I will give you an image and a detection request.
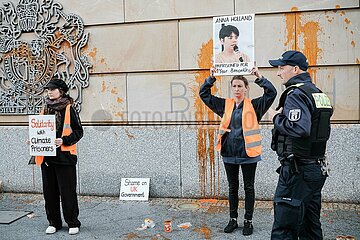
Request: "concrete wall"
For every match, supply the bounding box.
[0,125,359,203]
[0,1,359,202]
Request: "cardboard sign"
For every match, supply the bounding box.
[213,14,255,76]
[119,178,150,201]
[29,115,56,156]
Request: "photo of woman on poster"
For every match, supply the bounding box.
[213,14,254,76]
[215,25,250,63]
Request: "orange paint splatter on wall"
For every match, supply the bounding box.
[351,41,356,47]
[344,18,351,24]
[193,39,221,198]
[335,5,340,9]
[101,81,106,92]
[284,13,296,48]
[285,12,323,83]
[117,97,124,103]
[356,58,360,64]
[291,6,298,12]
[88,47,97,63]
[111,87,118,94]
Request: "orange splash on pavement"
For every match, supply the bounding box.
[193,224,212,239]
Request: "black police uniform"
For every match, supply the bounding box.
[270,72,333,240]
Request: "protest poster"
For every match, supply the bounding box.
[29,115,56,156]
[213,14,255,76]
[120,178,150,201]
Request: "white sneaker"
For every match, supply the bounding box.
[68,227,79,235]
[45,226,56,234]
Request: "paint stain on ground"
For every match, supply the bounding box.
[193,224,212,239]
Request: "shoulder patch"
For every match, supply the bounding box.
[312,93,332,108]
[288,109,301,121]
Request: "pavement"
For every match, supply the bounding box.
[0,193,359,240]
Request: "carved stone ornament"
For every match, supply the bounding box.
[0,0,91,114]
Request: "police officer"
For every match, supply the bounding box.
[267,50,333,239]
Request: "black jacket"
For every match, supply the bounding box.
[199,76,277,163]
[44,105,83,165]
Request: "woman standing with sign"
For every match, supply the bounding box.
[36,78,83,235]
[199,65,276,235]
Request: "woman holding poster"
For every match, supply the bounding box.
[35,78,83,235]
[199,66,276,235]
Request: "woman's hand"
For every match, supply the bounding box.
[250,61,262,79]
[210,66,216,78]
[55,138,63,147]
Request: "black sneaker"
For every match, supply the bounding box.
[224,219,238,233]
[243,220,253,235]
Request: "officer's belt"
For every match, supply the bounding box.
[281,158,324,166]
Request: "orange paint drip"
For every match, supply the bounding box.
[101,81,106,92]
[88,47,97,64]
[285,13,323,83]
[308,68,317,84]
[301,21,322,66]
[335,5,340,9]
[117,97,123,103]
[193,39,220,198]
[356,58,360,64]
[344,18,351,24]
[291,6,299,11]
[351,41,356,47]
[284,13,296,48]
[193,224,212,240]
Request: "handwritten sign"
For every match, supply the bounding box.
[29,115,56,156]
[119,178,150,201]
[213,14,255,76]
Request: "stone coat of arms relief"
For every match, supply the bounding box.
[0,0,91,114]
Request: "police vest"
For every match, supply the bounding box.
[216,98,262,157]
[272,83,332,159]
[35,104,77,165]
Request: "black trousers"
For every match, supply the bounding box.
[41,164,81,228]
[271,164,326,240]
[224,162,257,220]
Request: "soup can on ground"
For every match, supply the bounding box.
[164,220,172,232]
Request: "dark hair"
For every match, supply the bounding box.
[219,25,239,40]
[231,75,249,88]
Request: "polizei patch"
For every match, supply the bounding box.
[288,109,301,121]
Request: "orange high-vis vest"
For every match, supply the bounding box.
[35,104,77,165]
[215,98,262,157]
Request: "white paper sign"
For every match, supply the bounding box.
[29,115,56,156]
[119,178,150,201]
[213,14,255,76]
